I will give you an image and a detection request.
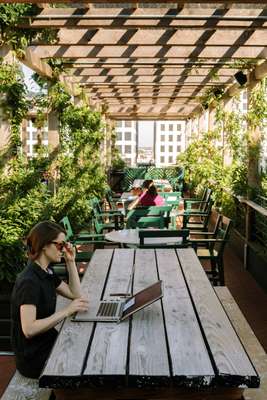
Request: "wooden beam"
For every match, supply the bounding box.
[33,28,267,47]
[30,44,267,59]
[10,1,267,5]
[23,48,53,78]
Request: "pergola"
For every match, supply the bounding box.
[14,0,267,121]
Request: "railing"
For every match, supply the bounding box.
[235,195,267,268]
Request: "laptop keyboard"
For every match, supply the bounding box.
[97,302,119,317]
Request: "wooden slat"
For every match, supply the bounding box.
[83,249,134,385]
[129,249,170,386]
[40,249,113,387]
[215,287,267,400]
[31,44,267,59]
[156,249,214,386]
[177,248,259,387]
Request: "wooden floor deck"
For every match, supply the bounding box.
[1,244,267,397]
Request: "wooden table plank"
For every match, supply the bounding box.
[177,248,260,388]
[156,249,214,386]
[40,249,113,387]
[83,249,134,384]
[129,249,170,386]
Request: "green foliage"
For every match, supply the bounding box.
[0,61,29,156]
[177,130,224,196]
[0,73,107,281]
[200,86,224,110]
[0,4,58,58]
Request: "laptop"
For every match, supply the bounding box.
[72,280,163,323]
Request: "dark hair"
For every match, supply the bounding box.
[147,184,158,196]
[142,179,153,189]
[26,221,66,260]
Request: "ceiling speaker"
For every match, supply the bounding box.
[234,71,247,86]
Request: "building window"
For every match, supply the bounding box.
[169,135,173,142]
[177,124,181,131]
[169,124,173,131]
[160,135,165,142]
[32,131,38,140]
[116,132,122,140]
[125,132,132,141]
[160,124,165,131]
[160,145,165,152]
[116,145,122,153]
[116,121,122,127]
[160,156,165,163]
[168,156,173,163]
[169,145,173,152]
[177,134,181,142]
[125,145,132,154]
[125,121,132,127]
[177,145,181,152]
[125,158,132,166]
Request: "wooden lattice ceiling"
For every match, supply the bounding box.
[17,1,267,120]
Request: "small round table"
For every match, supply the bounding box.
[105,229,182,247]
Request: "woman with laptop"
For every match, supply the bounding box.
[10,221,89,389]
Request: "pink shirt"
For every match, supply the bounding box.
[139,192,165,206]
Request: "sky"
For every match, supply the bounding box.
[138,121,154,147]
[22,64,40,92]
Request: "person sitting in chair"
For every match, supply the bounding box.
[128,182,164,209]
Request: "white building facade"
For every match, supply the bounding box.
[154,121,186,167]
[115,120,138,166]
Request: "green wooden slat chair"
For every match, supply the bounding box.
[184,188,212,213]
[89,198,124,231]
[182,200,214,231]
[138,228,189,248]
[60,216,104,244]
[147,205,173,228]
[59,216,107,265]
[189,214,222,243]
[126,206,151,228]
[189,216,232,286]
[161,191,182,207]
[136,214,165,229]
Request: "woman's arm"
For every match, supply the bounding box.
[20,298,88,339]
[56,242,82,299]
[127,196,141,210]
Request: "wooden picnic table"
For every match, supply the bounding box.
[40,248,260,400]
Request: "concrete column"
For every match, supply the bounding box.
[247,85,261,196]
[48,111,59,152]
[0,47,15,153]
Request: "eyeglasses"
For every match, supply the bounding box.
[51,241,66,251]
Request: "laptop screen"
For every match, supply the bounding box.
[121,280,163,321]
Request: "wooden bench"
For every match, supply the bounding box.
[215,287,267,400]
[1,369,52,400]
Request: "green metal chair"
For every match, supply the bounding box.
[138,228,189,248]
[189,216,232,285]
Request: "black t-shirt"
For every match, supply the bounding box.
[11,261,62,378]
